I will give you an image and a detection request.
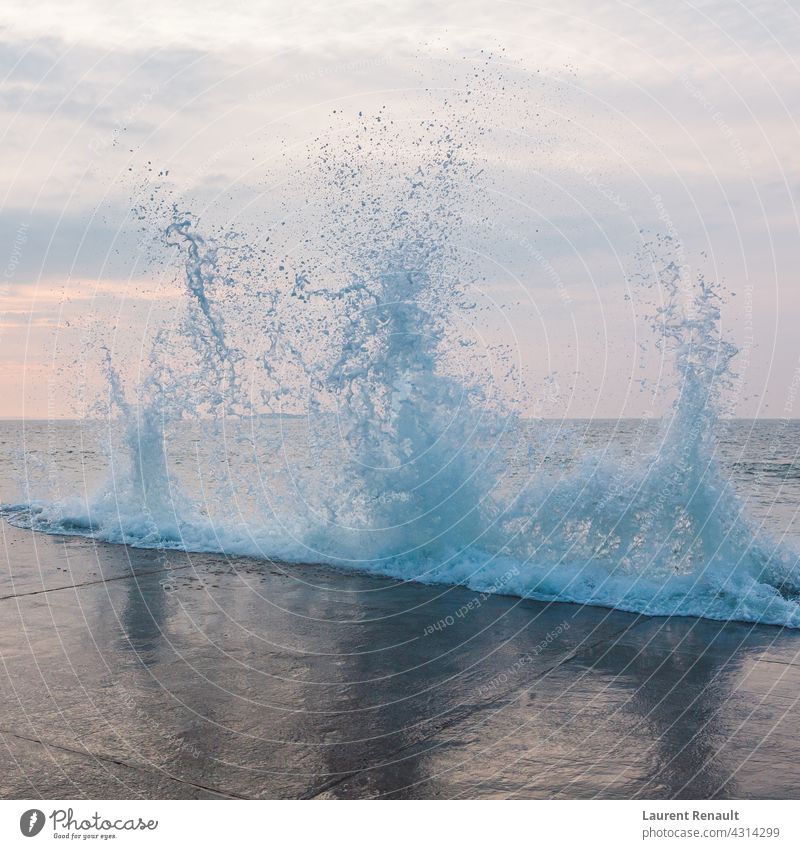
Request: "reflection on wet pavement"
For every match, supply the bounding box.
[1,523,799,799]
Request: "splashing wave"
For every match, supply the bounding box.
[3,94,800,628]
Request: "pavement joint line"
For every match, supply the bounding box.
[754,657,800,669]
[0,726,243,799]
[0,562,197,602]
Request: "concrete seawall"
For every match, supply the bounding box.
[1,522,798,799]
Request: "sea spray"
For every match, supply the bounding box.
[480,249,800,625]
[299,243,503,568]
[5,240,800,625]
[3,89,800,627]
[7,213,250,548]
[90,212,247,547]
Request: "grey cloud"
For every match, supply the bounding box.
[0,206,148,283]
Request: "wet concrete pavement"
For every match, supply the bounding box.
[1,521,799,799]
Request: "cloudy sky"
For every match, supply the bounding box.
[1,0,799,418]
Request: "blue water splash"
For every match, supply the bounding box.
[3,103,800,629]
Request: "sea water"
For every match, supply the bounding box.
[2,414,799,627]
